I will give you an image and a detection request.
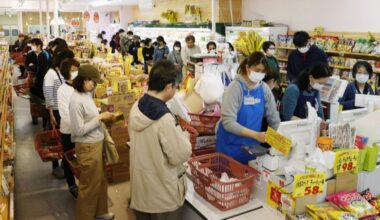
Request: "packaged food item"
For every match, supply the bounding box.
[295,213,313,220]
[307,202,339,220]
[315,36,327,50]
[359,189,380,211]
[278,35,288,47]
[327,192,378,218]
[327,210,358,220]
[325,37,339,51]
[286,35,294,48]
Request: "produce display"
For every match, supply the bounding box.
[234,31,266,56]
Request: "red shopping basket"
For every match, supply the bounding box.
[34,127,64,162]
[188,153,258,211]
[178,117,216,156]
[188,113,220,135]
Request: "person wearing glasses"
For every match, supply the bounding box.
[128,60,191,220]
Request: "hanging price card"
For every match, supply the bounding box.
[333,149,358,174]
[265,127,292,156]
[293,172,326,198]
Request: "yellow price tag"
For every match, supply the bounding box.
[333,149,358,174]
[265,127,292,156]
[293,172,326,198]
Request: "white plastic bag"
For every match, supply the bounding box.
[195,66,225,104]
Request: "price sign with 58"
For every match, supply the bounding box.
[334,149,358,174]
[293,172,326,198]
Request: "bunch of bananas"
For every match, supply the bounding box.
[161,10,178,23]
[185,5,201,17]
[234,31,266,56]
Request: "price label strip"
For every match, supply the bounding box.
[265,127,292,156]
[333,149,359,174]
[293,172,326,198]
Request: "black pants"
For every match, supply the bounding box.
[48,110,61,169]
[61,133,76,187]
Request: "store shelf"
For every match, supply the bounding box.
[277,46,295,50]
[330,65,380,74]
[277,57,288,62]
[326,50,380,61]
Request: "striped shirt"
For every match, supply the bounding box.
[43,68,63,110]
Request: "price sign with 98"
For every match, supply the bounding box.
[293,172,326,198]
[334,149,358,174]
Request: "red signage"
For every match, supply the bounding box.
[93,12,99,23]
[83,11,90,21]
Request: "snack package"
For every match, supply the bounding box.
[278,35,288,47]
[315,36,327,50]
[286,35,294,48]
[325,37,339,51]
[307,202,339,220]
[295,213,313,220]
[326,192,378,218]
[360,189,380,211]
[327,210,358,220]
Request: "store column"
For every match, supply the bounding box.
[53,0,59,38]
[46,0,50,40]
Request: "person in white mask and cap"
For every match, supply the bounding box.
[287,31,328,82]
[281,63,331,121]
[216,52,280,164]
[339,61,379,110]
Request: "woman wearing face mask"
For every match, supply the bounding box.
[206,41,217,54]
[339,61,378,110]
[57,58,80,198]
[168,41,183,70]
[262,41,279,73]
[153,36,169,64]
[281,63,331,121]
[216,52,281,164]
[69,65,115,220]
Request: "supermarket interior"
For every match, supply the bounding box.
[1,0,380,219]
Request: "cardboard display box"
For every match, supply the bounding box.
[327,172,358,195]
[109,162,130,182]
[109,122,129,149]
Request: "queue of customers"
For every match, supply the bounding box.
[19,29,378,220]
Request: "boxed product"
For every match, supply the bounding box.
[109,121,129,150]
[107,92,136,119]
[109,162,130,182]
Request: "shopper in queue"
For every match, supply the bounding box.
[153,36,169,63]
[168,41,183,70]
[216,52,280,164]
[262,41,280,73]
[129,35,141,65]
[142,38,154,73]
[339,61,379,110]
[69,65,114,220]
[206,41,217,54]
[287,31,328,82]
[181,35,201,66]
[43,49,75,179]
[128,60,191,220]
[57,58,80,198]
[281,63,331,121]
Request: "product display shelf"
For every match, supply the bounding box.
[0,50,14,220]
[277,46,380,61]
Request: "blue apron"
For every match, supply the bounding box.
[216,81,265,164]
[293,87,319,119]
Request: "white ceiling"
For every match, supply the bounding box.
[0,0,139,12]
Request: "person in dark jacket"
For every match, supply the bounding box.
[14,33,28,52]
[287,31,328,82]
[29,38,52,100]
[129,35,140,65]
[142,38,154,74]
[262,41,279,73]
[339,61,379,110]
[281,63,331,121]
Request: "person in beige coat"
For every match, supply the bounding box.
[128,60,192,220]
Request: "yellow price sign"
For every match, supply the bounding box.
[265,127,292,156]
[293,172,326,198]
[333,149,358,174]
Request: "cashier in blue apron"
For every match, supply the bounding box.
[280,63,331,121]
[216,52,281,164]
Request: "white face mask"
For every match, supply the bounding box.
[209,49,216,54]
[356,73,369,84]
[311,82,323,91]
[298,45,310,54]
[266,49,275,56]
[174,47,180,51]
[71,71,78,80]
[331,75,340,80]
[248,71,266,83]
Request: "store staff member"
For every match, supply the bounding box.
[339,61,378,110]
[216,52,281,164]
[281,63,331,121]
